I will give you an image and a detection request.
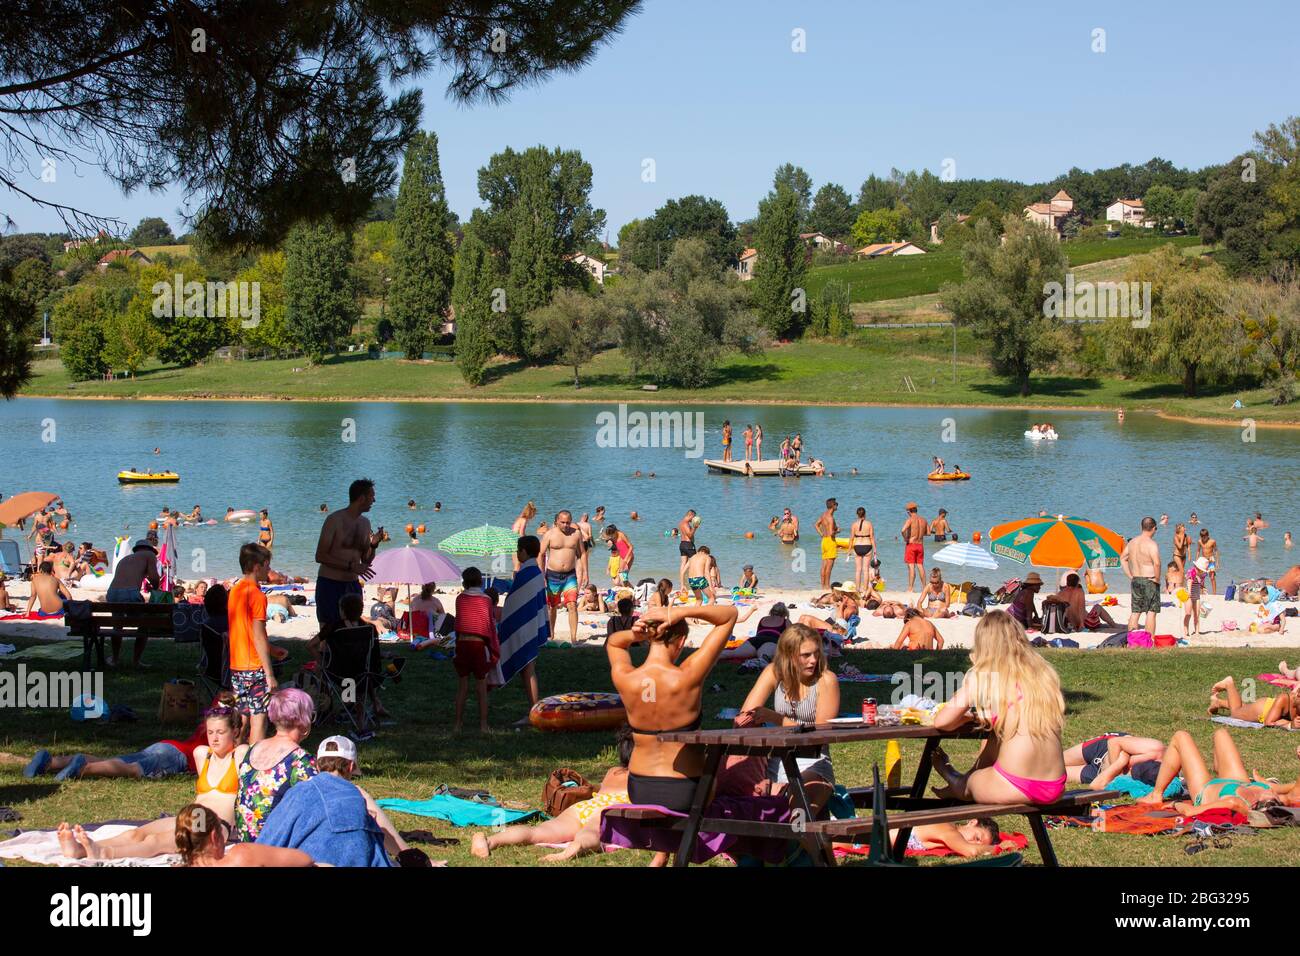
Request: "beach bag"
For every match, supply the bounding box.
[543,768,594,818]
[966,585,991,608]
[1097,631,1129,648]
[1153,634,1177,648]
[992,580,1020,605]
[158,678,199,724]
[1041,602,1071,635]
[1224,583,1237,602]
[1126,630,1154,648]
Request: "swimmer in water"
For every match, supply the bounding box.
[629,512,639,521]
[320,503,328,512]
[434,502,442,512]
[408,499,417,510]
[633,471,642,478]
[1286,532,1294,549]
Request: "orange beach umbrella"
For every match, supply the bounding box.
[987,515,1125,570]
[0,491,59,528]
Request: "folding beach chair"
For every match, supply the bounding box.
[0,539,29,581]
[321,623,381,736]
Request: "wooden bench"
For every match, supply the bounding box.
[66,601,176,670]
[807,788,1122,866]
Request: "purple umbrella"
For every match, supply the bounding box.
[369,546,462,586]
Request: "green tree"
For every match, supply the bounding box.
[138,262,230,366]
[51,285,110,380]
[1176,188,1202,231]
[771,164,813,227]
[752,186,807,339]
[0,282,35,398]
[284,220,358,364]
[823,279,853,338]
[1143,184,1178,231]
[1235,271,1300,404]
[234,252,293,354]
[527,288,611,387]
[621,196,736,272]
[1196,156,1276,275]
[851,207,904,247]
[808,183,855,240]
[450,219,500,386]
[102,299,161,374]
[389,131,456,358]
[10,257,55,318]
[855,174,901,215]
[128,217,176,246]
[608,238,763,387]
[1107,245,1234,397]
[942,216,1072,396]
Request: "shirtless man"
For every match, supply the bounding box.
[26,561,72,616]
[684,547,717,604]
[1197,528,1220,594]
[576,512,594,591]
[776,508,799,544]
[1121,517,1161,635]
[815,498,839,590]
[677,509,699,590]
[901,502,929,594]
[314,479,382,627]
[1244,513,1267,550]
[539,511,583,640]
[892,608,943,650]
[930,509,950,537]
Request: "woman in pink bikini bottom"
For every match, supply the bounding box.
[930,610,1067,806]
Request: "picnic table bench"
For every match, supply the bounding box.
[603,723,1119,866]
[66,601,176,670]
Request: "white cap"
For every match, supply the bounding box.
[316,735,357,763]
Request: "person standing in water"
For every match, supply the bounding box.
[258,509,274,552]
[314,479,382,627]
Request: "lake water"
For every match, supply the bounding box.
[2,399,1297,589]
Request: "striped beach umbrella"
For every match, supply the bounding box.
[437,524,519,557]
[987,515,1124,570]
[932,541,999,571]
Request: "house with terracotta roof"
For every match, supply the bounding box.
[735,247,758,281]
[929,214,970,244]
[1023,190,1078,236]
[856,241,927,258]
[95,248,152,271]
[1105,198,1152,227]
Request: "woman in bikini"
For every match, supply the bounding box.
[511,502,537,570]
[850,507,875,594]
[916,568,953,618]
[1172,523,1190,572]
[257,509,274,552]
[56,704,248,860]
[887,818,1018,857]
[931,611,1067,806]
[648,577,674,609]
[735,623,841,816]
[607,603,738,817]
[232,688,318,842]
[1137,728,1289,811]
[1206,675,1300,727]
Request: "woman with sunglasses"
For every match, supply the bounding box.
[53,703,248,860]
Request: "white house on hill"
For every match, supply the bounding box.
[1106,198,1153,228]
[566,252,607,285]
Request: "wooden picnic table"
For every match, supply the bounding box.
[654,722,987,867]
[637,722,1116,867]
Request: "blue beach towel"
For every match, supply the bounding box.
[1105,774,1187,801]
[375,793,541,828]
[489,559,550,690]
[1212,716,1300,732]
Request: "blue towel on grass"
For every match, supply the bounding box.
[375,793,541,828]
[1105,774,1187,801]
[1212,715,1300,732]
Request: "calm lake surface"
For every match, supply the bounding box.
[2,399,1297,589]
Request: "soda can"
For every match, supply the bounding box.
[862,697,878,726]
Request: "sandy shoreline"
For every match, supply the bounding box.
[2,577,1295,652]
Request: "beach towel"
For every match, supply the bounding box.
[1212,715,1300,732]
[375,793,541,828]
[833,831,1028,859]
[1048,803,1183,835]
[599,795,793,864]
[0,610,65,622]
[488,560,550,690]
[1103,773,1187,801]
[1258,673,1299,689]
[0,640,84,661]
[0,823,179,867]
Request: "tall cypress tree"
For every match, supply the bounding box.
[752,185,808,339]
[284,220,358,364]
[451,219,499,385]
[389,131,455,359]
[505,158,561,359]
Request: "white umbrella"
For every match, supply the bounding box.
[932,541,999,571]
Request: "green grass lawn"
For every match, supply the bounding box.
[20,328,1300,424]
[3,636,1299,867]
[806,235,1202,304]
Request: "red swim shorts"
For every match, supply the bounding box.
[454,639,493,680]
[904,542,925,565]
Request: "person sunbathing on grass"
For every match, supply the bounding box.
[469,727,652,863]
[1137,728,1292,812]
[1063,733,1165,790]
[930,611,1067,806]
[887,818,1019,857]
[1206,676,1300,727]
[177,803,316,867]
[52,704,247,860]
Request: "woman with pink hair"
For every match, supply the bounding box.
[232,688,318,842]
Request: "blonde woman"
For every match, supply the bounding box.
[735,623,841,816]
[931,610,1067,805]
[512,502,537,570]
[916,568,952,618]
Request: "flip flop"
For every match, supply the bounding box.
[54,754,86,782]
[23,749,50,778]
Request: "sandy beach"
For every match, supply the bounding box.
[2,575,1295,653]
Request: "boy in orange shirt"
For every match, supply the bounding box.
[228,543,277,743]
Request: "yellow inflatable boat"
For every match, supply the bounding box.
[117,471,180,484]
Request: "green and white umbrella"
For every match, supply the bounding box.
[437,524,519,557]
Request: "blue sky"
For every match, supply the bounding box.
[6,0,1298,239]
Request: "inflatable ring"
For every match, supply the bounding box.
[528,692,627,733]
[927,471,971,481]
[226,509,256,522]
